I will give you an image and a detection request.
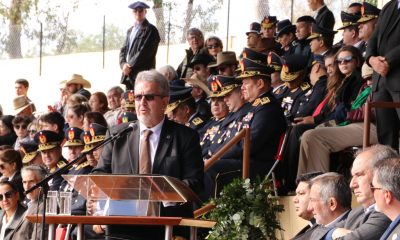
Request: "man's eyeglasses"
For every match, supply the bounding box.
[336,56,354,65]
[133,8,144,13]
[134,94,164,101]
[207,45,220,49]
[0,190,15,201]
[370,183,383,192]
[14,124,27,130]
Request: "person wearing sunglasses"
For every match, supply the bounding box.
[26,119,38,140]
[92,70,203,239]
[11,116,32,151]
[0,181,27,240]
[0,149,24,201]
[204,36,223,60]
[0,116,17,147]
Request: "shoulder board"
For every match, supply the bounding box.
[57,161,67,168]
[300,82,311,91]
[259,96,270,105]
[252,98,261,107]
[192,117,204,125]
[76,161,90,170]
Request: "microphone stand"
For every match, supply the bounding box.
[25,124,135,240]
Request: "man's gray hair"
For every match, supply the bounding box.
[107,86,124,96]
[186,28,204,40]
[356,144,398,167]
[135,70,170,97]
[157,65,178,81]
[374,158,400,201]
[311,172,352,209]
[21,164,48,181]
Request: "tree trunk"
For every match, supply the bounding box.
[181,0,194,43]
[7,0,23,59]
[152,0,166,44]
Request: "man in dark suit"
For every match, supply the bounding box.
[119,1,160,90]
[291,172,323,240]
[93,70,204,240]
[308,0,335,30]
[365,0,400,150]
[372,157,400,240]
[326,145,394,240]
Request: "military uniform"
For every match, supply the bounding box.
[276,20,297,57]
[281,82,311,123]
[357,2,381,59]
[296,75,327,117]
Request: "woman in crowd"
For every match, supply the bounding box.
[204,36,223,60]
[0,149,24,200]
[83,112,108,131]
[0,115,17,147]
[66,103,91,129]
[0,181,27,240]
[11,116,32,150]
[89,92,109,115]
[27,119,38,140]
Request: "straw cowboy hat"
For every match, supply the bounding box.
[13,96,33,115]
[183,73,212,96]
[65,74,91,88]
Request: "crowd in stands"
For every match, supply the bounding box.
[1,0,400,239]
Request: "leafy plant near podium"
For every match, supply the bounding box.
[204,178,284,240]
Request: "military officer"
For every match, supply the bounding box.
[20,139,42,166]
[33,130,68,191]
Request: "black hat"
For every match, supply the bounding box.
[307,23,338,40]
[166,86,193,113]
[188,51,215,67]
[20,139,39,164]
[128,1,150,9]
[207,75,241,97]
[237,58,274,79]
[88,123,107,144]
[276,19,296,38]
[34,130,63,151]
[123,90,135,109]
[280,54,308,82]
[242,48,268,65]
[246,22,261,35]
[267,52,283,72]
[64,127,84,147]
[261,16,278,29]
[296,15,316,24]
[0,115,14,131]
[337,11,361,30]
[358,2,380,23]
[121,111,137,123]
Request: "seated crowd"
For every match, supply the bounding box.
[1,1,400,239]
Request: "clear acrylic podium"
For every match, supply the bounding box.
[62,174,200,217]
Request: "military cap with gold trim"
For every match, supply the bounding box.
[337,11,361,30]
[165,86,193,114]
[80,131,93,153]
[358,2,380,23]
[261,16,278,29]
[242,47,268,65]
[246,22,261,35]
[121,111,137,123]
[207,75,240,97]
[20,139,39,164]
[236,58,274,79]
[123,90,135,109]
[267,51,283,72]
[34,130,63,151]
[281,54,308,82]
[307,23,338,40]
[63,127,84,147]
[88,123,107,145]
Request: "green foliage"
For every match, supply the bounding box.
[204,178,284,240]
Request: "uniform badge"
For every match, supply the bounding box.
[300,82,311,91]
[83,133,91,144]
[128,90,135,102]
[89,126,95,137]
[260,96,270,105]
[192,117,204,125]
[39,133,47,144]
[252,98,261,107]
[68,129,75,141]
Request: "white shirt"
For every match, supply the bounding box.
[325,210,350,227]
[139,118,165,169]
[0,212,15,239]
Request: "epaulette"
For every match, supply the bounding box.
[300,82,311,91]
[253,96,270,106]
[75,161,90,170]
[192,117,204,126]
[57,161,67,168]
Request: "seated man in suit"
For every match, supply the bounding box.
[327,144,395,240]
[308,172,352,239]
[373,157,400,240]
[292,171,323,239]
[92,69,204,240]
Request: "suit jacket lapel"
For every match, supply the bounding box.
[387,3,400,36]
[378,1,397,48]
[152,120,173,173]
[129,122,140,173]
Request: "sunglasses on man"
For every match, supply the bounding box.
[0,190,16,201]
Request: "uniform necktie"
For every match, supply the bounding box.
[139,129,153,174]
